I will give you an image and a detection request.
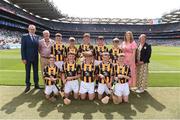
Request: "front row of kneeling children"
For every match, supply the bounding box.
[43,51,131,105]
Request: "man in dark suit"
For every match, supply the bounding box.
[21,24,41,93]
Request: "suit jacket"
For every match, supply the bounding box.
[137,43,152,63]
[21,33,39,61]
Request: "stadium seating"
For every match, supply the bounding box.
[0,0,180,47]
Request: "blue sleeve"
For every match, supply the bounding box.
[21,35,26,60]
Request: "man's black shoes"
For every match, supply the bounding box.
[24,86,30,93]
[34,85,43,89]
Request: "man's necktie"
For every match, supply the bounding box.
[31,35,35,42]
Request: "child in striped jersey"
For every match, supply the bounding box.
[43,55,60,102]
[96,52,114,100]
[50,33,66,71]
[61,52,81,100]
[79,51,98,100]
[113,53,131,104]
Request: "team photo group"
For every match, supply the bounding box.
[21,24,152,105]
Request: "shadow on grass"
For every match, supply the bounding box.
[37,98,62,117]
[56,98,136,119]
[130,91,166,113]
[1,90,166,119]
[1,88,43,114]
[57,91,166,119]
[57,99,99,120]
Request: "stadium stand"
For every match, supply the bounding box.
[0,29,22,49]
[0,0,180,47]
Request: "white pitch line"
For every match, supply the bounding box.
[0,70,40,73]
[0,70,180,73]
[149,71,180,73]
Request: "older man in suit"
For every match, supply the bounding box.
[21,24,41,93]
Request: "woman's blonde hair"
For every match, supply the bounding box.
[124,31,134,43]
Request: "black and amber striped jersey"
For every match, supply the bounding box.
[109,47,123,64]
[43,65,60,85]
[96,62,114,84]
[94,45,108,61]
[66,46,78,59]
[114,64,131,84]
[80,63,98,83]
[51,43,67,61]
[67,46,78,55]
[61,62,81,78]
[78,44,94,56]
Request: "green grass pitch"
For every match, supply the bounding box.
[0,46,180,119]
[0,46,180,86]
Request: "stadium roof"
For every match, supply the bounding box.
[58,17,158,25]
[161,9,180,23]
[4,0,180,24]
[7,0,65,19]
